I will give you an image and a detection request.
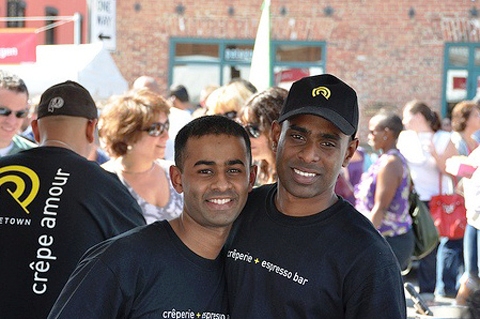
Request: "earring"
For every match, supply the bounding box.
[272,143,277,151]
[127,145,133,151]
[383,136,387,141]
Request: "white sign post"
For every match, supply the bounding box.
[90,0,116,51]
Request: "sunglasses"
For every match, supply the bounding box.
[0,107,28,119]
[144,120,170,137]
[223,111,237,120]
[244,124,261,138]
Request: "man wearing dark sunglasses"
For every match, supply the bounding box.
[0,70,37,157]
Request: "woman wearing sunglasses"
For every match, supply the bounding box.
[99,88,183,224]
[236,87,288,185]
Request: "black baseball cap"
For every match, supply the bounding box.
[37,80,98,120]
[278,74,359,136]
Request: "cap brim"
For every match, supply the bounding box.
[278,106,356,136]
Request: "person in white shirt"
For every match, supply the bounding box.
[398,99,459,297]
[165,84,192,161]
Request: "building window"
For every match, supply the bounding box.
[443,43,480,117]
[169,38,326,103]
[273,42,325,89]
[45,6,58,45]
[7,0,26,28]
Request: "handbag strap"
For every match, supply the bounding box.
[438,173,442,195]
[438,172,458,195]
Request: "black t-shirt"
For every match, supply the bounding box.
[48,221,228,319]
[0,147,145,319]
[225,183,407,319]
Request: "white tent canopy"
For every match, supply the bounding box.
[1,43,128,102]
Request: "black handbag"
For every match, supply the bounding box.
[409,190,440,260]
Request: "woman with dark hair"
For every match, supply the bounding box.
[398,99,458,295]
[450,101,480,304]
[99,88,183,224]
[451,101,480,155]
[236,87,288,185]
[355,110,414,271]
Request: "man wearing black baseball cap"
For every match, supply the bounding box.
[226,74,407,318]
[33,80,99,156]
[0,80,145,319]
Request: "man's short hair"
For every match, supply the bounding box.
[174,115,251,170]
[0,70,29,98]
[169,84,190,103]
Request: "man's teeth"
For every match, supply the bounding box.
[209,198,231,205]
[294,168,316,177]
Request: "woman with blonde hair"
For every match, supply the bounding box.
[206,79,256,119]
[99,88,183,224]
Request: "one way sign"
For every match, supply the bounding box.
[90,0,116,51]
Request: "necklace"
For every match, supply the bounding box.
[43,139,74,151]
[121,162,156,175]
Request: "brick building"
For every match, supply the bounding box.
[2,0,480,140]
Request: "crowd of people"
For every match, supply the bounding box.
[1,67,480,318]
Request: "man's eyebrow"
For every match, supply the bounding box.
[193,159,246,167]
[319,132,341,141]
[289,123,341,141]
[289,124,309,134]
[194,160,215,167]
[227,159,246,167]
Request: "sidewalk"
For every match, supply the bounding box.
[404,265,457,318]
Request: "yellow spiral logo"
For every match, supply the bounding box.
[312,86,331,100]
[0,165,40,214]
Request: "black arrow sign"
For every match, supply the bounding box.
[98,33,111,40]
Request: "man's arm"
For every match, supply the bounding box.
[345,246,407,319]
[48,248,128,319]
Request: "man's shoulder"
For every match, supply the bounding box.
[12,134,37,146]
[250,183,276,196]
[338,202,392,244]
[243,184,275,208]
[87,222,167,260]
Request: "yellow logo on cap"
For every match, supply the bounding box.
[0,165,40,214]
[312,86,331,100]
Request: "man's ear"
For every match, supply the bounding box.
[169,165,184,194]
[86,119,97,143]
[248,165,258,191]
[343,138,359,167]
[270,121,281,153]
[31,119,40,143]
